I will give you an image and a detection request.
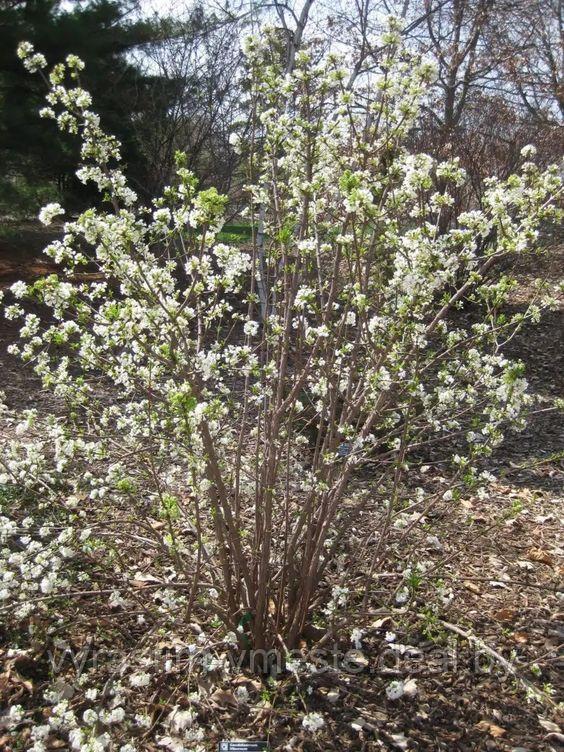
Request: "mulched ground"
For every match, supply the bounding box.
[0,226,562,751]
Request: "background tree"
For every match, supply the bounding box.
[403,0,562,206]
[131,4,244,196]
[493,0,563,125]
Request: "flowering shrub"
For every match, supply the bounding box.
[2,23,562,702]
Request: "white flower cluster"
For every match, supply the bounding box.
[17,41,47,72]
[38,202,64,226]
[302,711,325,732]
[0,463,81,618]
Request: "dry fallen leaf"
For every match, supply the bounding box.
[533,514,554,524]
[463,580,481,595]
[209,689,238,708]
[494,607,517,622]
[131,572,161,586]
[527,548,554,566]
[232,674,262,692]
[476,720,507,737]
[347,649,369,668]
[389,732,409,750]
[370,616,392,630]
[538,717,561,734]
[351,717,367,732]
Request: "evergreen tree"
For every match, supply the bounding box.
[0,0,159,213]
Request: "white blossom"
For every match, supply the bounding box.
[243,320,259,337]
[129,672,151,688]
[520,144,537,159]
[386,680,405,700]
[38,203,64,226]
[302,712,325,732]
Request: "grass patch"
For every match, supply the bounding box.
[218,222,254,243]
